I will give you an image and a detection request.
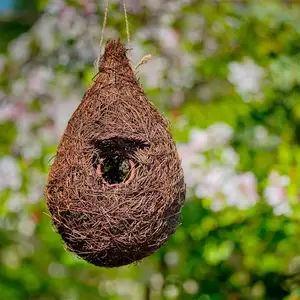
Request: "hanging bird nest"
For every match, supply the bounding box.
[45,39,186,268]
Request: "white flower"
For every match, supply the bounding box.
[8,33,31,63]
[189,128,209,151]
[204,37,218,55]
[15,112,40,135]
[141,56,167,88]
[34,15,57,52]
[75,34,98,60]
[177,123,260,212]
[229,173,258,209]
[177,143,206,187]
[0,156,21,190]
[264,171,292,216]
[0,103,15,122]
[196,166,229,198]
[6,194,25,212]
[222,147,239,166]
[28,170,46,203]
[47,98,79,136]
[254,126,268,143]
[145,0,164,10]
[11,78,27,97]
[124,0,141,13]
[211,198,224,212]
[170,53,197,89]
[59,8,86,38]
[228,57,265,97]
[274,202,292,216]
[38,124,58,145]
[157,27,179,55]
[185,168,203,188]
[46,0,65,14]
[208,123,233,147]
[184,14,205,43]
[28,66,53,95]
[21,141,42,161]
[264,186,282,206]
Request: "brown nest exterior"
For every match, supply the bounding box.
[44,39,186,268]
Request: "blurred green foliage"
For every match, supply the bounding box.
[2,0,300,299]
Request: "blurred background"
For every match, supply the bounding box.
[1,0,300,299]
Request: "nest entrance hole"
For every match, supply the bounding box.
[101,156,132,184]
[92,137,149,186]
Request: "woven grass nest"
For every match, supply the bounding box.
[45,39,186,268]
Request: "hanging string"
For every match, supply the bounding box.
[123,0,152,68]
[123,0,131,57]
[96,0,152,69]
[96,0,110,68]
[99,0,109,51]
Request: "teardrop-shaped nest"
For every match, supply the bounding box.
[45,39,186,268]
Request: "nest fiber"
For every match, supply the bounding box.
[45,39,186,268]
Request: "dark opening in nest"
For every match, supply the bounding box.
[92,137,147,186]
[92,136,148,157]
[101,156,131,184]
